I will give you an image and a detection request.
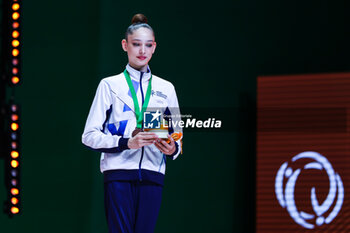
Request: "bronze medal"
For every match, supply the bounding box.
[132,128,143,137]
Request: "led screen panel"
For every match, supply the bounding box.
[257,73,350,232]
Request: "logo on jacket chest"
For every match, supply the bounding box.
[151,90,167,99]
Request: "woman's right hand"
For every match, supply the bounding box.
[127,132,158,149]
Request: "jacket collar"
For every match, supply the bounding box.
[126,64,151,82]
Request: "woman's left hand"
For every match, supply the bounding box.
[154,135,176,155]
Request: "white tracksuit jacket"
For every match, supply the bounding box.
[82,64,182,185]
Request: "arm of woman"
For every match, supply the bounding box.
[81,80,129,153]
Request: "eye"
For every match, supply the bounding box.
[132,43,140,46]
[146,44,153,48]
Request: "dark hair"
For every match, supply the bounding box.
[125,14,154,40]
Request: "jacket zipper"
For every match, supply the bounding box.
[138,72,145,181]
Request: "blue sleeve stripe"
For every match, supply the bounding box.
[83,137,129,153]
[83,144,123,153]
[163,107,174,134]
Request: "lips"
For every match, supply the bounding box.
[137,56,147,60]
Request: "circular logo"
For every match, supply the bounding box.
[275,151,344,229]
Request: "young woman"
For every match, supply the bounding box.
[82,14,182,233]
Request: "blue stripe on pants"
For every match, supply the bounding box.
[104,180,163,233]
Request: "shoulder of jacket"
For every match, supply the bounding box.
[99,73,126,93]
[101,73,125,84]
[152,74,175,90]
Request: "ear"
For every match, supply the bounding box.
[121,39,128,52]
[152,41,157,54]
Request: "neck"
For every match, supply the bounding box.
[129,64,148,73]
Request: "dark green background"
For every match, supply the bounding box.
[0,0,349,232]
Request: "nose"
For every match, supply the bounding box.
[140,45,146,54]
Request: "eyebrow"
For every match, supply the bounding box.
[131,39,154,42]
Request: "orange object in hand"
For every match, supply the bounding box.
[166,132,183,143]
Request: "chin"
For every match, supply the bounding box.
[137,61,149,67]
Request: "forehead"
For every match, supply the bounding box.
[128,27,154,41]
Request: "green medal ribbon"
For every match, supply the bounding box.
[123,69,152,128]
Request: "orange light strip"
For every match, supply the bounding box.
[8,1,21,217]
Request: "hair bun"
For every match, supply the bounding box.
[131,13,148,24]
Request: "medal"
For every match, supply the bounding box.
[132,128,143,137]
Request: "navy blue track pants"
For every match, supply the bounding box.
[104,180,163,233]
